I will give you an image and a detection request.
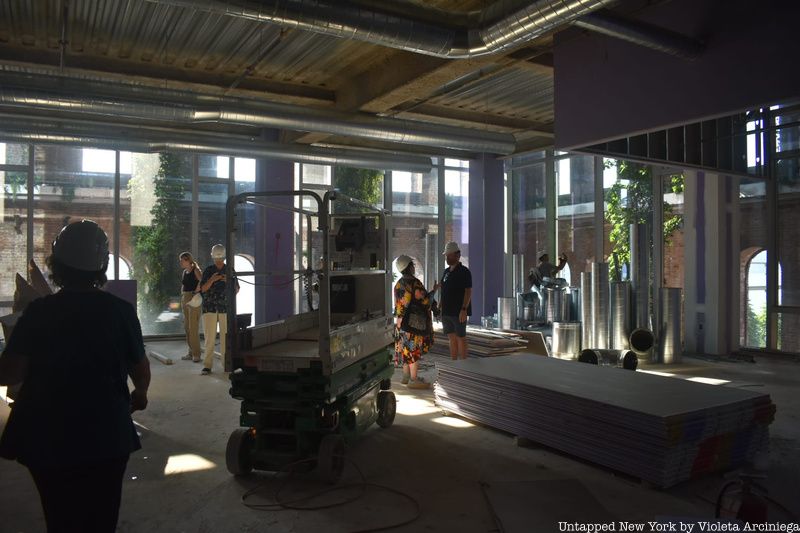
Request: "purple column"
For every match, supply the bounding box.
[468,154,505,323]
[255,130,295,324]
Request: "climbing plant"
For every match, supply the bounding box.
[332,166,383,207]
[605,160,684,280]
[130,153,188,322]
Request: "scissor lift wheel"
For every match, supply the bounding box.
[376,390,396,428]
[226,428,254,476]
[317,434,345,484]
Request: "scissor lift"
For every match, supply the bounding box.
[223,190,396,481]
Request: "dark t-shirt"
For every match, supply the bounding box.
[0,290,145,467]
[200,264,238,314]
[182,268,199,292]
[440,263,472,317]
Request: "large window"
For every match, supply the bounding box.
[391,169,438,286]
[0,143,29,322]
[444,160,469,266]
[510,154,547,279]
[555,154,595,286]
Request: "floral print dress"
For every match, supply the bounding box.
[394,275,433,364]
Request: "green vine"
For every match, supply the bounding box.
[130,153,188,322]
[605,160,684,280]
[333,166,383,206]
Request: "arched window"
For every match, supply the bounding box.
[234,254,255,327]
[107,254,131,280]
[744,250,783,347]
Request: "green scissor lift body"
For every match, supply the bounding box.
[223,190,397,480]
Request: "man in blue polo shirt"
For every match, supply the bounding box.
[439,241,472,360]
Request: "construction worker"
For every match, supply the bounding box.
[198,244,238,375]
[0,219,150,533]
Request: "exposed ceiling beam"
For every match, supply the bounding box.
[397,104,554,135]
[314,136,479,160]
[0,51,335,107]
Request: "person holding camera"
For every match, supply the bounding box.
[393,255,436,389]
[528,251,568,289]
[199,244,238,375]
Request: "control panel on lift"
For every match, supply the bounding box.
[329,215,383,271]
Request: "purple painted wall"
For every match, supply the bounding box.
[554,0,800,149]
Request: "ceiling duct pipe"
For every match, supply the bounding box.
[0,86,515,154]
[573,11,704,59]
[148,0,615,58]
[147,0,701,59]
[0,130,433,172]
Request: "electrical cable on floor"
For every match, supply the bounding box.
[241,456,421,533]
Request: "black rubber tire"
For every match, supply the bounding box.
[376,390,396,428]
[317,434,345,484]
[225,428,254,476]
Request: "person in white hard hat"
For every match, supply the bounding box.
[0,219,150,533]
[393,255,437,389]
[439,241,472,360]
[198,244,239,375]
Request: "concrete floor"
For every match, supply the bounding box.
[1,343,799,532]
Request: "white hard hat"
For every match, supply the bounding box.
[394,255,413,274]
[52,220,109,272]
[537,250,548,261]
[211,244,226,260]
[442,241,460,255]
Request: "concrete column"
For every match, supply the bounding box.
[254,130,295,324]
[683,170,740,355]
[468,154,505,323]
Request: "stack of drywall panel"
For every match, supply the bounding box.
[429,324,527,357]
[434,355,775,488]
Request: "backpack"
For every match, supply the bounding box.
[400,299,429,335]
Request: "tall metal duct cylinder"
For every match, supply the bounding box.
[658,288,683,364]
[552,322,582,360]
[591,262,610,349]
[629,327,655,364]
[566,286,581,322]
[580,272,593,349]
[609,281,632,350]
[630,223,651,329]
[497,297,516,330]
[512,254,526,294]
[544,287,568,324]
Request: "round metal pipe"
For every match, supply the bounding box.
[658,288,683,364]
[578,348,638,370]
[591,262,610,349]
[609,281,631,350]
[580,272,593,350]
[551,321,582,360]
[629,327,655,364]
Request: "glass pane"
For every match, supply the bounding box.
[124,152,192,335]
[332,167,384,209]
[512,161,546,282]
[662,173,685,289]
[0,170,28,329]
[444,167,469,267]
[32,145,115,277]
[0,143,29,166]
[302,164,331,186]
[444,158,469,169]
[555,155,595,286]
[777,157,800,307]
[198,155,229,179]
[777,311,800,353]
[390,168,438,287]
[775,126,800,153]
[199,181,230,266]
[740,178,767,348]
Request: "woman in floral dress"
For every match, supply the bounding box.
[393,255,437,389]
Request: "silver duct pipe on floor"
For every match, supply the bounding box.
[609,281,631,350]
[658,288,683,364]
[630,223,651,329]
[552,322,582,360]
[544,287,569,325]
[566,287,581,322]
[0,86,515,154]
[0,131,433,172]
[578,349,638,370]
[580,272,593,349]
[149,0,615,59]
[591,262,610,349]
[629,327,655,364]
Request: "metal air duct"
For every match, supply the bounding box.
[149,0,615,59]
[657,288,682,364]
[630,223,651,329]
[609,281,631,350]
[580,272,593,349]
[578,348,638,370]
[551,321,581,360]
[591,262,610,349]
[0,86,515,154]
